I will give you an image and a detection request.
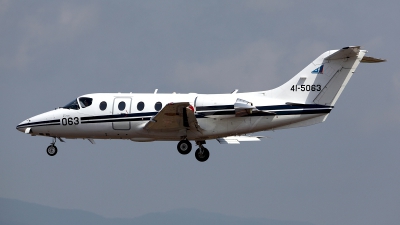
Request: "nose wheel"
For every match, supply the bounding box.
[46,137,58,156]
[46,144,58,156]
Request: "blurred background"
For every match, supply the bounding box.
[1,1,399,225]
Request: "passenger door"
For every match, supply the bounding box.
[112,97,132,130]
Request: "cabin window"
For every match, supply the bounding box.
[79,97,93,108]
[137,102,144,111]
[118,101,126,111]
[155,102,162,111]
[99,101,107,111]
[62,99,80,110]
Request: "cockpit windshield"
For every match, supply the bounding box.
[79,97,93,108]
[61,97,93,110]
[62,99,80,110]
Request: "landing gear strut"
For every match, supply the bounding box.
[177,140,192,155]
[46,137,58,156]
[195,141,209,162]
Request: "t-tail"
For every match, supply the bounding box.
[263,46,385,130]
[266,46,385,106]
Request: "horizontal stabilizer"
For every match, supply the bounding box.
[325,46,360,60]
[217,135,263,144]
[361,56,386,63]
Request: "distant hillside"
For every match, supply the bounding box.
[0,198,315,225]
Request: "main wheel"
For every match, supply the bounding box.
[177,140,192,155]
[195,148,209,162]
[46,145,58,156]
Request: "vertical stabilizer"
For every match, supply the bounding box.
[313,47,365,106]
[265,46,369,106]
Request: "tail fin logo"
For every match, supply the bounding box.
[311,65,324,74]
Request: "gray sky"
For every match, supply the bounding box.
[1,1,399,225]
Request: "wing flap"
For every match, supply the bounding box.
[217,139,240,144]
[217,135,264,144]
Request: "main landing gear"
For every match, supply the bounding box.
[176,140,209,162]
[47,137,58,156]
[195,144,209,162]
[177,140,192,155]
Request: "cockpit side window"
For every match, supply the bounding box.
[62,99,80,110]
[79,97,93,108]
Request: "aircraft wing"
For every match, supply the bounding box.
[144,102,201,131]
[216,135,264,144]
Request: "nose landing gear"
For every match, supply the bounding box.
[47,145,57,156]
[46,137,58,156]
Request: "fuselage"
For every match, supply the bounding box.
[16,92,332,142]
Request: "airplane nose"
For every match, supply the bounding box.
[17,110,56,134]
[16,119,30,133]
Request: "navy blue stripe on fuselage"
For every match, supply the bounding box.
[262,108,331,115]
[81,117,151,124]
[197,108,332,117]
[16,119,60,129]
[80,112,157,121]
[196,105,234,111]
[18,104,333,128]
[80,112,156,124]
[256,104,332,111]
[196,104,332,117]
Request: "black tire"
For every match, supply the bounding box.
[195,148,209,162]
[46,145,57,156]
[177,140,192,155]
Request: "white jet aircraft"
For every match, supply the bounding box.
[17,46,384,162]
